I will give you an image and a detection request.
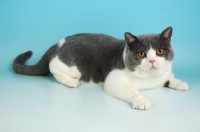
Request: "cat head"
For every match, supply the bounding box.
[124,27,174,78]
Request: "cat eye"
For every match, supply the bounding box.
[156,48,165,55]
[137,51,146,58]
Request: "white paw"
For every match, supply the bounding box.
[67,79,80,88]
[131,96,152,110]
[174,82,188,91]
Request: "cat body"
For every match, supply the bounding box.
[13,27,188,110]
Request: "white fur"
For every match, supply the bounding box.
[58,38,66,48]
[104,68,165,110]
[49,47,188,110]
[104,47,188,110]
[132,96,152,110]
[49,56,81,88]
[132,47,172,79]
[168,74,188,90]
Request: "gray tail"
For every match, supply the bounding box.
[13,45,57,76]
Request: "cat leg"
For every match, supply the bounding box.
[49,56,81,88]
[104,70,151,110]
[52,71,80,88]
[168,74,188,90]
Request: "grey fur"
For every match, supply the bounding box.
[164,80,170,87]
[13,44,58,75]
[57,34,126,83]
[13,27,174,84]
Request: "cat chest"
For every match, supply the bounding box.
[129,73,171,90]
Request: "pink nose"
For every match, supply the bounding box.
[150,60,155,64]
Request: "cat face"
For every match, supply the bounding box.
[124,27,174,78]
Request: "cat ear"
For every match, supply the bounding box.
[160,27,173,42]
[124,32,138,48]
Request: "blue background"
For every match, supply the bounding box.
[1,0,200,132]
[1,0,200,79]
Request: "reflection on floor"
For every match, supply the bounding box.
[0,73,200,132]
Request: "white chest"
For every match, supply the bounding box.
[127,69,171,90]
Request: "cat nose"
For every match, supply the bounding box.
[149,59,155,64]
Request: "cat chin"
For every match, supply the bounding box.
[131,71,155,79]
[130,67,169,79]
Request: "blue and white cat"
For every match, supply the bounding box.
[13,27,188,110]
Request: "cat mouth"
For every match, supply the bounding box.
[150,66,156,70]
[143,65,156,71]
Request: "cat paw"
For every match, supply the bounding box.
[131,96,152,110]
[67,79,80,88]
[174,82,188,91]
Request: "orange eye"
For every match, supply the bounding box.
[137,51,145,58]
[156,49,164,55]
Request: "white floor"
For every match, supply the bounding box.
[0,71,200,132]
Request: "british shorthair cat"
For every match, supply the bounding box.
[13,27,188,110]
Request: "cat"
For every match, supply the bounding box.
[13,27,188,110]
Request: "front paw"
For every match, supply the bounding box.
[131,96,152,110]
[174,82,188,91]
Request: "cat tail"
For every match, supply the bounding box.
[13,45,57,76]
